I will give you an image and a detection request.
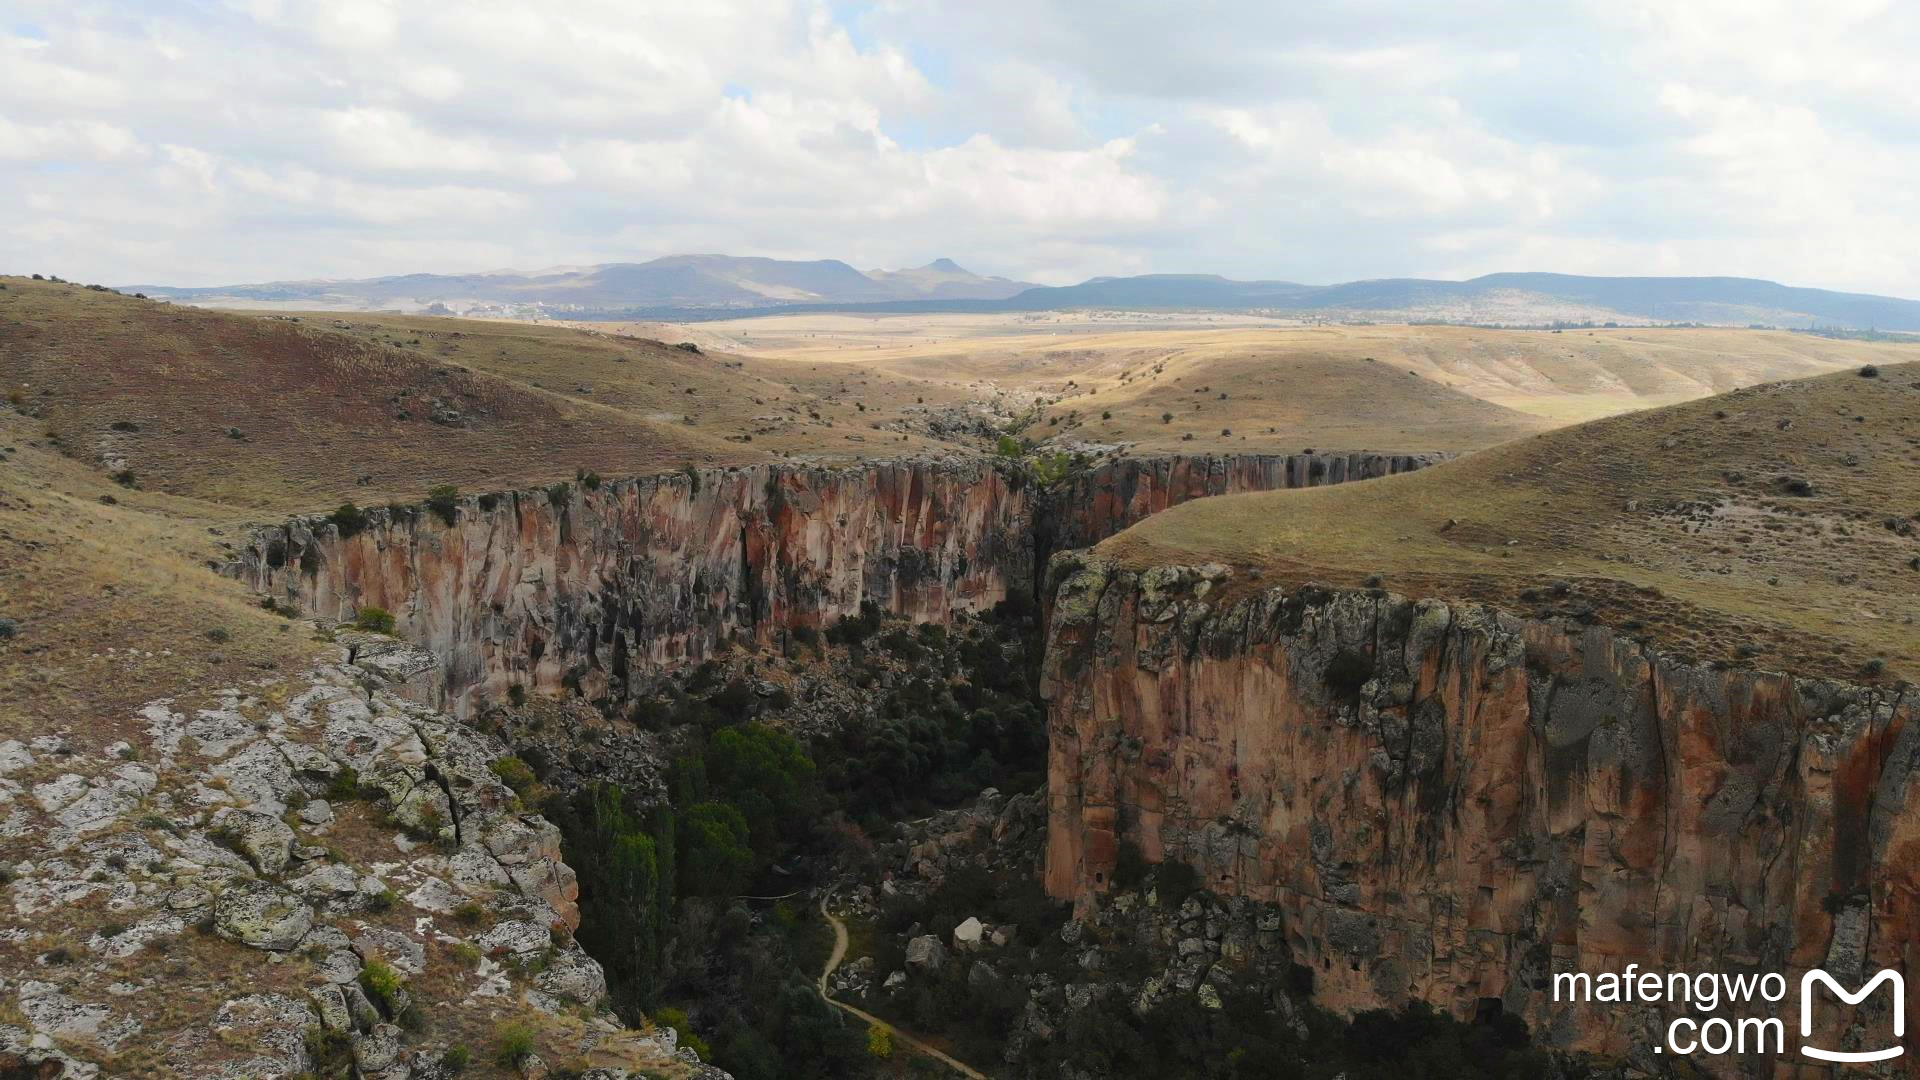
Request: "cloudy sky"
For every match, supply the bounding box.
[3,0,1917,293]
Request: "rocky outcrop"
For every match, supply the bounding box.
[230,453,1436,716]
[1040,553,1919,1068]
[0,637,727,1079]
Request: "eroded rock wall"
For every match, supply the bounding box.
[1040,553,1920,1066]
[231,454,1434,716]
[1039,451,1446,554]
[234,461,1030,716]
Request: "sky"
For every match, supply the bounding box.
[3,0,1918,294]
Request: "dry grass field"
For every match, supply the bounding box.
[0,278,762,512]
[622,314,1920,453]
[1106,361,1920,681]
[0,406,318,740]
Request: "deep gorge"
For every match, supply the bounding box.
[220,446,1909,1076]
[229,451,1437,717]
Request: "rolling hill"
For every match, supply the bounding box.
[1105,361,1920,681]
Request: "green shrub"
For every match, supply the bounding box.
[494,1021,537,1066]
[328,502,370,538]
[653,1007,711,1060]
[353,606,396,634]
[326,766,362,802]
[304,1026,354,1077]
[440,1043,472,1073]
[491,756,537,796]
[359,958,402,1014]
[546,481,571,507]
[425,484,459,526]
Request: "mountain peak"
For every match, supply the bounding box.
[923,258,966,273]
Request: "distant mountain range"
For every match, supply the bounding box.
[131,255,1036,314]
[132,259,1920,331]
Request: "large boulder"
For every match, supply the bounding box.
[952,916,986,952]
[213,878,313,951]
[212,808,297,875]
[904,934,946,975]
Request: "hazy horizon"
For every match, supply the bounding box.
[5,2,1919,295]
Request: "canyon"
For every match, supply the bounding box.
[230,451,1438,717]
[1040,553,1917,1067]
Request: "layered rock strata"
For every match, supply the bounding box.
[231,454,1434,717]
[1040,554,1918,1067]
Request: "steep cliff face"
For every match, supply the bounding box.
[231,453,1434,716]
[1041,554,1919,1063]
[1038,451,1445,554]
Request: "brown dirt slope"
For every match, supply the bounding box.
[0,277,761,512]
[282,311,992,461]
[1019,350,1549,453]
[1105,362,1920,682]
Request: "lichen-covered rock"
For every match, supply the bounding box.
[212,877,313,950]
[211,806,296,875]
[0,645,727,1079]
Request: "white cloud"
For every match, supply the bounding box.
[0,0,1917,294]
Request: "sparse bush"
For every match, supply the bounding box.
[353,606,396,635]
[326,766,362,802]
[426,484,460,526]
[360,958,403,1014]
[494,1021,537,1066]
[654,1007,711,1060]
[329,502,370,538]
[579,470,602,490]
[453,901,487,926]
[546,481,571,507]
[1863,658,1888,677]
[1101,410,1112,420]
[507,683,528,707]
[675,341,701,353]
[1860,365,1881,378]
[440,1043,472,1073]
[304,1027,354,1077]
[111,468,137,488]
[205,626,231,643]
[1161,412,1173,423]
[0,617,17,640]
[491,756,538,796]
[867,1023,893,1059]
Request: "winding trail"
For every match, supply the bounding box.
[817,896,990,1080]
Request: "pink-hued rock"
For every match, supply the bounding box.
[231,454,1437,716]
[1041,553,1919,1066]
